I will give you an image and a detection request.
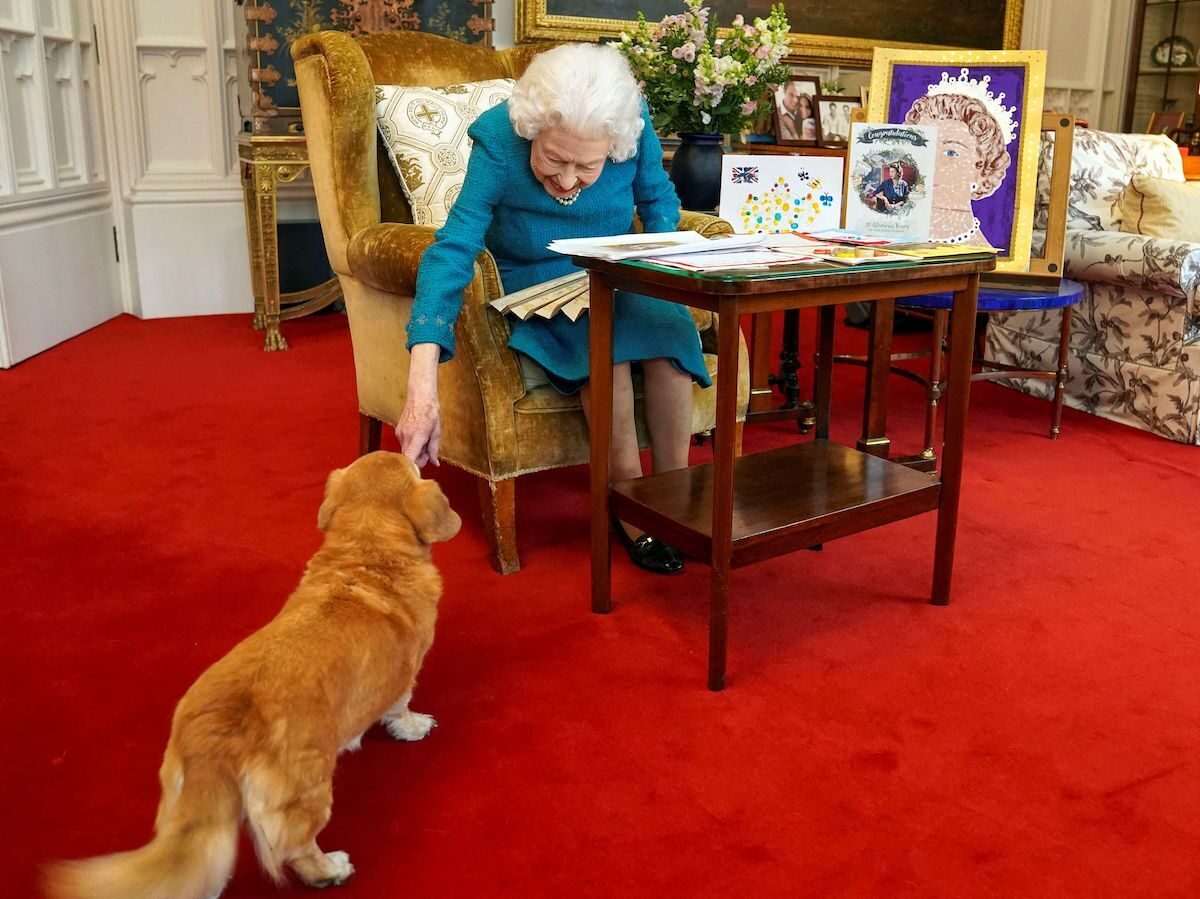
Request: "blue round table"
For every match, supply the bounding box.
[894,278,1085,463]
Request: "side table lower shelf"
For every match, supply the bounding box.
[611,441,941,569]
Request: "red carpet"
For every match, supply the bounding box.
[2,312,1198,898]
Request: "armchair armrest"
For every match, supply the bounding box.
[679,210,733,238]
[346,222,514,368]
[1065,230,1200,313]
[347,221,436,296]
[345,222,525,466]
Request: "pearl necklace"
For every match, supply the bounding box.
[554,188,582,206]
[935,217,981,245]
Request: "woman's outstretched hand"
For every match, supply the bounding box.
[397,343,442,468]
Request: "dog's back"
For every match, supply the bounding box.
[45,453,461,898]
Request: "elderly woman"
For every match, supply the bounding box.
[399,43,708,575]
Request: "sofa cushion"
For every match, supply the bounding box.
[375,79,515,227]
[1119,175,1200,242]
[1034,130,1184,233]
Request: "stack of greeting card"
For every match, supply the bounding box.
[844,123,939,243]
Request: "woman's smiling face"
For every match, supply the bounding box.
[529,127,609,199]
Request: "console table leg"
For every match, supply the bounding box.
[858,299,894,458]
[814,305,835,440]
[932,277,980,605]
[589,276,614,615]
[708,299,740,691]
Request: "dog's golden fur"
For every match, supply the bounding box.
[44,452,461,899]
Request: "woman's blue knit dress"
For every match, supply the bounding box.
[405,101,711,395]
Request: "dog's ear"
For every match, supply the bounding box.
[403,480,462,544]
[317,468,347,532]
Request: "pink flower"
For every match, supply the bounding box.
[741,100,757,115]
[754,45,770,59]
[746,75,758,86]
[732,14,744,27]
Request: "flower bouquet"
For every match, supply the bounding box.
[618,0,792,137]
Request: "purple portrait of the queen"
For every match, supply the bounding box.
[885,64,1029,257]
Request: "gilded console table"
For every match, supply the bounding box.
[238,134,342,351]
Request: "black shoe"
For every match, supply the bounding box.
[611,517,684,575]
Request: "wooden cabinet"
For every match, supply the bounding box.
[1124,0,1200,139]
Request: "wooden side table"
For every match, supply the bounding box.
[581,255,995,690]
[238,134,342,351]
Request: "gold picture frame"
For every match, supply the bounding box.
[866,48,1046,274]
[515,1,1024,65]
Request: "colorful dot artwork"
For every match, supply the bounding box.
[738,174,826,233]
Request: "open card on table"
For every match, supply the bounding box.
[717,154,844,234]
[642,247,826,272]
[547,231,763,261]
[844,123,938,243]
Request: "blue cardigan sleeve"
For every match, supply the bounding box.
[406,121,509,361]
[632,104,681,234]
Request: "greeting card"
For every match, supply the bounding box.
[844,123,938,243]
[717,154,844,234]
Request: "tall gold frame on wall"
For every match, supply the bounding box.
[514,0,1024,64]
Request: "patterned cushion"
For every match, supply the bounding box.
[375,79,516,227]
[1119,175,1200,242]
[1033,130,1184,233]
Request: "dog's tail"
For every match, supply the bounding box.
[43,746,240,899]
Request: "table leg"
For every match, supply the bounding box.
[241,161,267,331]
[748,313,774,414]
[709,298,741,692]
[1051,305,1072,439]
[921,309,949,463]
[251,163,288,352]
[858,299,894,457]
[814,305,835,441]
[589,275,614,615]
[776,309,802,410]
[932,276,980,605]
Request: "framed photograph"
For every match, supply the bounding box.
[774,77,821,146]
[516,1,1024,64]
[867,48,1047,273]
[1147,110,1185,137]
[816,96,861,148]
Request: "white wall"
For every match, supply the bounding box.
[96,0,251,319]
[0,0,121,367]
[1022,0,1134,131]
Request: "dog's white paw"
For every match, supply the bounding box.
[384,711,436,741]
[311,851,354,889]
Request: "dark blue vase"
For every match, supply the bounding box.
[669,132,724,213]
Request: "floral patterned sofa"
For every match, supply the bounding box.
[985,130,1200,444]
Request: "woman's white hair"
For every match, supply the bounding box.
[508,43,645,163]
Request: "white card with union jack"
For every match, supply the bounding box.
[717,154,844,234]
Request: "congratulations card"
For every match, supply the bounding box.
[844,123,938,243]
[717,154,844,234]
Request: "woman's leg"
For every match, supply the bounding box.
[641,357,694,474]
[580,361,642,481]
[581,364,643,539]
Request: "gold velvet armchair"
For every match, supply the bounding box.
[292,30,749,574]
